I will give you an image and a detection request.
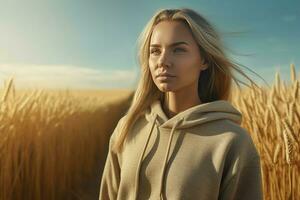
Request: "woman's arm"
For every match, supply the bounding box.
[99,120,123,200]
[218,155,263,200]
[218,131,264,200]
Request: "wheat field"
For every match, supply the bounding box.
[0,64,299,200]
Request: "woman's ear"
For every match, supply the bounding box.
[201,63,208,71]
[200,57,208,71]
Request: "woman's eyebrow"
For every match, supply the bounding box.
[150,41,189,48]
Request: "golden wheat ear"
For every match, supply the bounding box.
[290,63,296,84]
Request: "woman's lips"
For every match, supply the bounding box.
[156,73,176,78]
[156,75,176,81]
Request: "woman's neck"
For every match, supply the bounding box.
[162,90,202,119]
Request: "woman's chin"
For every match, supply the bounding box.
[157,83,177,92]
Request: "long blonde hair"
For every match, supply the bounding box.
[112,7,267,153]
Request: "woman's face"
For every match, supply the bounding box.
[149,20,208,92]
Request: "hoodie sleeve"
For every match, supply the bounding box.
[218,132,264,200]
[99,118,123,200]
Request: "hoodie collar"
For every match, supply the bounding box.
[134,99,242,200]
[145,99,242,129]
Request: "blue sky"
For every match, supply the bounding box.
[0,0,299,89]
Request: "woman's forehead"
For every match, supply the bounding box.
[150,21,195,46]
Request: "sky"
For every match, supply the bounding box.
[0,0,299,89]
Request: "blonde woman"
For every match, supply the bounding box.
[99,8,264,200]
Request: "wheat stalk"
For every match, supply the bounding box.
[282,128,294,200]
[282,119,298,146]
[1,77,14,102]
[275,71,281,93]
[272,143,281,164]
[292,80,299,99]
[282,129,293,165]
[290,63,296,83]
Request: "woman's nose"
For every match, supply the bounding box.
[157,51,171,68]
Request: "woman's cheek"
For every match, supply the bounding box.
[148,60,156,75]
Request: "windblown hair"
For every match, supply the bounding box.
[111,7,266,153]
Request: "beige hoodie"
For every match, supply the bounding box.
[99,99,263,200]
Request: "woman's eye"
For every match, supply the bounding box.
[150,48,185,55]
[174,48,185,52]
[150,49,160,54]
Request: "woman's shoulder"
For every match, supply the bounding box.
[112,114,147,137]
[218,119,261,163]
[109,115,127,141]
[225,120,255,144]
[204,118,251,139]
[209,119,259,157]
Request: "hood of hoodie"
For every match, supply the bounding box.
[145,99,242,129]
[133,99,243,200]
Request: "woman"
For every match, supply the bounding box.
[99,8,264,200]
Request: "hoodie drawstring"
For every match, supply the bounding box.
[134,114,159,200]
[134,113,183,200]
[159,118,181,200]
